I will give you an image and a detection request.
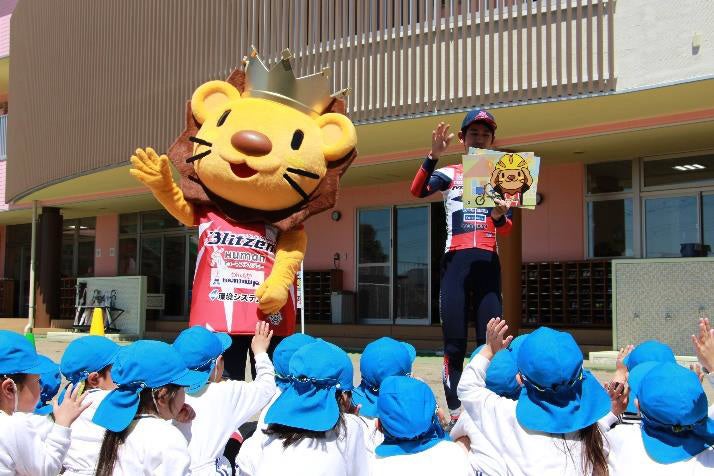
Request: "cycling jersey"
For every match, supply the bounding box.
[410,158,512,252]
[190,206,297,336]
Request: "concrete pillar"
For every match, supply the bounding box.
[35,207,62,327]
[498,208,522,337]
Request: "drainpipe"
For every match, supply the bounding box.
[24,200,38,336]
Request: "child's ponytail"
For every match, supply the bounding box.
[580,423,609,476]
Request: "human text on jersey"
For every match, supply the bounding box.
[205,231,276,253]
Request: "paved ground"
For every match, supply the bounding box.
[35,336,714,411]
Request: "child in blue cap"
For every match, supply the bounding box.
[0,330,89,476]
[92,340,205,476]
[351,336,416,452]
[372,375,470,475]
[34,355,62,417]
[617,340,676,426]
[607,362,714,473]
[254,331,316,430]
[59,335,121,476]
[451,344,521,476]
[172,322,276,475]
[458,318,613,475]
[236,339,369,476]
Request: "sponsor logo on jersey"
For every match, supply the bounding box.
[205,231,276,253]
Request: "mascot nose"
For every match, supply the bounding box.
[507,174,516,181]
[231,130,272,156]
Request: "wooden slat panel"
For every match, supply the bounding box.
[479,0,486,105]
[607,0,615,89]
[536,0,543,98]
[545,0,553,97]
[587,0,594,91]
[555,0,563,96]
[576,0,583,93]
[566,0,573,95]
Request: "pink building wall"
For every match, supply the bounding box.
[94,213,118,276]
[0,14,10,58]
[521,162,585,262]
[303,162,585,291]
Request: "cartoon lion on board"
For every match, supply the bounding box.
[489,153,532,207]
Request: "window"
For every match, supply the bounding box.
[586,161,632,194]
[585,161,635,258]
[588,199,634,258]
[644,196,698,257]
[357,205,431,323]
[61,217,96,277]
[118,211,194,320]
[586,153,714,259]
[643,154,714,188]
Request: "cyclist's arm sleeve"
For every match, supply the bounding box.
[410,158,452,197]
[493,208,513,236]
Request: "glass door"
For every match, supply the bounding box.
[356,205,431,324]
[357,208,392,322]
[163,234,187,318]
[395,206,430,324]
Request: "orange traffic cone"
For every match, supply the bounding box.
[89,307,105,336]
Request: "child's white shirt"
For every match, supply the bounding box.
[607,423,714,475]
[235,413,371,476]
[458,353,608,476]
[370,440,471,476]
[62,388,109,475]
[0,410,71,476]
[256,385,282,431]
[176,351,277,475]
[450,407,508,476]
[355,415,383,455]
[112,416,191,476]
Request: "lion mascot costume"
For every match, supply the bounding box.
[129,49,357,377]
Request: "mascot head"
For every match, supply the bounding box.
[489,153,533,197]
[168,49,358,230]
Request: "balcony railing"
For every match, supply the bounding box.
[250,0,616,122]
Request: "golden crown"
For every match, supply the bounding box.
[242,47,349,116]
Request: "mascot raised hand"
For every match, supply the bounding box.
[129,49,357,375]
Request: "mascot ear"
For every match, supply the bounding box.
[315,113,357,162]
[191,81,242,125]
[489,169,500,188]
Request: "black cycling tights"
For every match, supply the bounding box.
[440,247,502,411]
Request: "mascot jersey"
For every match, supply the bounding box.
[190,206,296,336]
[411,160,513,253]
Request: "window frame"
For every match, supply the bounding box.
[584,149,714,259]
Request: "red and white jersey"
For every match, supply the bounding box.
[190,206,296,336]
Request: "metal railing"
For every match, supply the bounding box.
[250,0,616,122]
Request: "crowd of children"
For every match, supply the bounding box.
[1,317,713,475]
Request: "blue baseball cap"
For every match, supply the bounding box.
[265,339,353,432]
[624,340,676,371]
[637,363,714,464]
[60,336,121,387]
[507,334,528,358]
[172,326,232,393]
[485,350,521,400]
[0,330,57,376]
[469,346,521,400]
[376,376,449,457]
[272,333,317,390]
[92,340,205,432]
[34,356,61,416]
[516,327,610,434]
[461,108,497,133]
[625,361,661,414]
[353,337,416,418]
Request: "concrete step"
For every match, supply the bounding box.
[588,350,698,370]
